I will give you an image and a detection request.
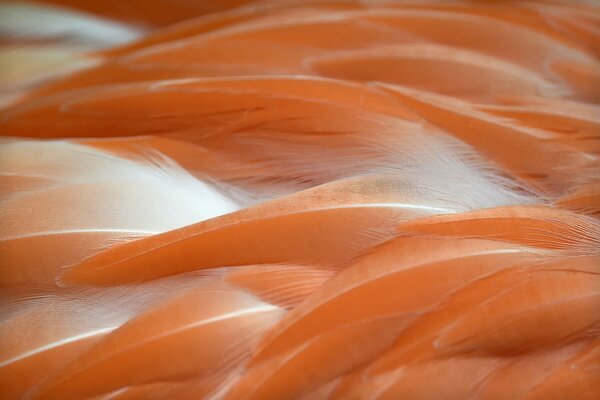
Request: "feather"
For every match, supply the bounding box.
[308,44,565,102]
[25,283,284,400]
[399,205,600,251]
[0,272,214,400]
[58,163,535,286]
[223,264,335,309]
[9,4,598,99]
[0,140,240,300]
[0,76,539,205]
[246,237,540,365]
[379,83,594,195]
[556,182,600,216]
[434,269,600,353]
[225,314,415,400]
[1,1,599,399]
[0,2,141,47]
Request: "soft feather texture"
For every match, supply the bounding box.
[24,283,284,400]
[0,139,241,304]
[0,1,142,104]
[0,77,539,206]
[0,272,216,399]
[0,2,141,47]
[0,139,241,238]
[1,1,599,399]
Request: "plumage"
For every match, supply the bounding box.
[1,1,599,399]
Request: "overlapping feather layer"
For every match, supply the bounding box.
[0,1,599,399]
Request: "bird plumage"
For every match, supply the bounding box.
[0,1,598,399]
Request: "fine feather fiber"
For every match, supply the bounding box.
[0,139,242,239]
[0,77,540,208]
[1,1,599,400]
[0,140,243,305]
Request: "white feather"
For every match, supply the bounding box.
[0,2,142,48]
[224,117,539,212]
[0,140,241,241]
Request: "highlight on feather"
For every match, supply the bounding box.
[0,139,242,236]
[0,2,142,47]
[0,139,243,305]
[1,0,599,399]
